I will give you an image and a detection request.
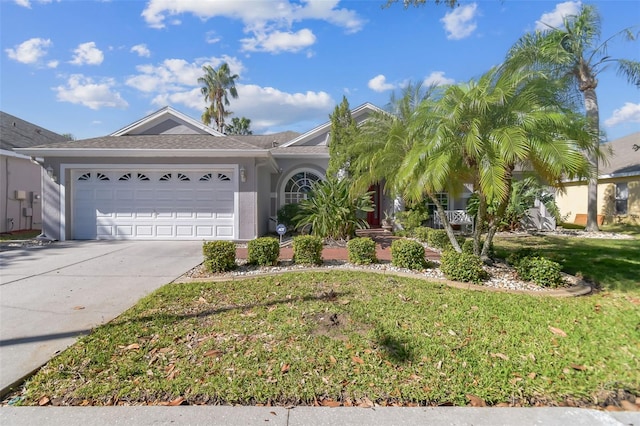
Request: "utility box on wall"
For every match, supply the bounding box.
[15,190,27,200]
[23,207,33,217]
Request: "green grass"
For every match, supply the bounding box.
[16,271,639,407]
[493,235,640,293]
[0,230,41,241]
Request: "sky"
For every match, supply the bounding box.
[1,0,639,141]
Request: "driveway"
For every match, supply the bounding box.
[0,240,203,396]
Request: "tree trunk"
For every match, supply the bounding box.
[428,191,462,253]
[583,87,600,232]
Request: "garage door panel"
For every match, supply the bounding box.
[72,169,237,240]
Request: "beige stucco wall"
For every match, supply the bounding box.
[555,176,640,223]
[1,154,43,233]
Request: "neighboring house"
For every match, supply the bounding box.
[555,132,640,225]
[16,104,413,241]
[0,112,69,234]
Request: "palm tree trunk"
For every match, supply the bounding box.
[583,87,600,232]
[428,191,462,253]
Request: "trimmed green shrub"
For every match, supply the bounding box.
[413,226,431,242]
[202,241,237,273]
[427,229,465,250]
[347,237,378,265]
[293,235,323,265]
[391,239,428,270]
[516,256,564,288]
[506,248,541,267]
[440,250,489,284]
[247,237,280,266]
[276,203,301,233]
[395,208,429,232]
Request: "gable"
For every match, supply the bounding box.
[110,106,224,137]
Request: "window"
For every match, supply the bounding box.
[615,182,628,215]
[426,192,448,227]
[96,173,110,181]
[159,173,172,181]
[284,171,321,204]
[77,173,91,181]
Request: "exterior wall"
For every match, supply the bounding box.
[41,156,258,241]
[255,160,273,236]
[0,153,43,233]
[555,176,640,223]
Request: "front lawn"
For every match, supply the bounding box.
[15,270,639,408]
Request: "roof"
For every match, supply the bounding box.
[230,131,301,149]
[110,106,225,137]
[272,145,329,157]
[15,134,271,158]
[601,132,640,177]
[0,111,69,150]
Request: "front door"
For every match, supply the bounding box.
[367,184,381,227]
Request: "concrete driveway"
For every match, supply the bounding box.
[0,240,204,395]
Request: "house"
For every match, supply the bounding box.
[16,104,414,241]
[0,112,69,234]
[554,132,640,225]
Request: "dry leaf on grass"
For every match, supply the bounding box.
[548,326,567,337]
[351,356,364,365]
[490,352,509,360]
[466,394,486,407]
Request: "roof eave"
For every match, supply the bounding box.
[14,148,271,158]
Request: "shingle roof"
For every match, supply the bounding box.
[230,131,300,149]
[601,132,640,176]
[24,134,266,151]
[272,145,329,156]
[0,111,69,150]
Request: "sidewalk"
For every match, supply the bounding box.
[1,406,638,426]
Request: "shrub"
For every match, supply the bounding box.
[293,235,323,265]
[462,238,495,257]
[506,248,541,268]
[247,237,280,266]
[202,241,237,273]
[516,256,564,288]
[427,229,465,250]
[276,203,300,233]
[413,226,431,242]
[347,237,378,265]
[391,239,428,270]
[440,250,488,284]
[395,208,429,232]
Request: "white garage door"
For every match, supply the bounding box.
[72,169,237,240]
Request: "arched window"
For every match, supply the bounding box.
[284,171,322,204]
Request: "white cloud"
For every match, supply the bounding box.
[126,56,245,93]
[604,102,640,127]
[14,0,58,6]
[54,74,128,110]
[47,60,59,68]
[368,74,396,92]
[242,29,316,54]
[5,37,52,64]
[441,3,478,40]
[535,1,581,31]
[141,0,364,55]
[130,44,151,58]
[70,42,104,65]
[423,71,455,86]
[205,31,221,44]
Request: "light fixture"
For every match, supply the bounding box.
[240,166,246,182]
[46,165,56,182]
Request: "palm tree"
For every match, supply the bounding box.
[198,62,239,133]
[226,117,253,135]
[506,4,640,231]
[401,66,593,260]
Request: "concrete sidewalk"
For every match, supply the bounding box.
[0,240,204,396]
[1,406,637,425]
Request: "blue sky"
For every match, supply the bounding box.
[1,0,639,141]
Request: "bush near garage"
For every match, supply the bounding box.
[202,241,237,273]
[293,235,323,266]
[391,239,428,270]
[347,237,378,265]
[247,237,280,266]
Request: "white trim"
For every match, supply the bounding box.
[60,163,240,241]
[562,171,640,183]
[272,152,330,159]
[0,148,34,160]
[110,106,225,137]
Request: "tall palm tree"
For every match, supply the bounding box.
[506,4,640,231]
[401,66,593,259]
[198,62,239,133]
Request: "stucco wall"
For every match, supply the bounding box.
[555,177,640,223]
[1,154,43,233]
